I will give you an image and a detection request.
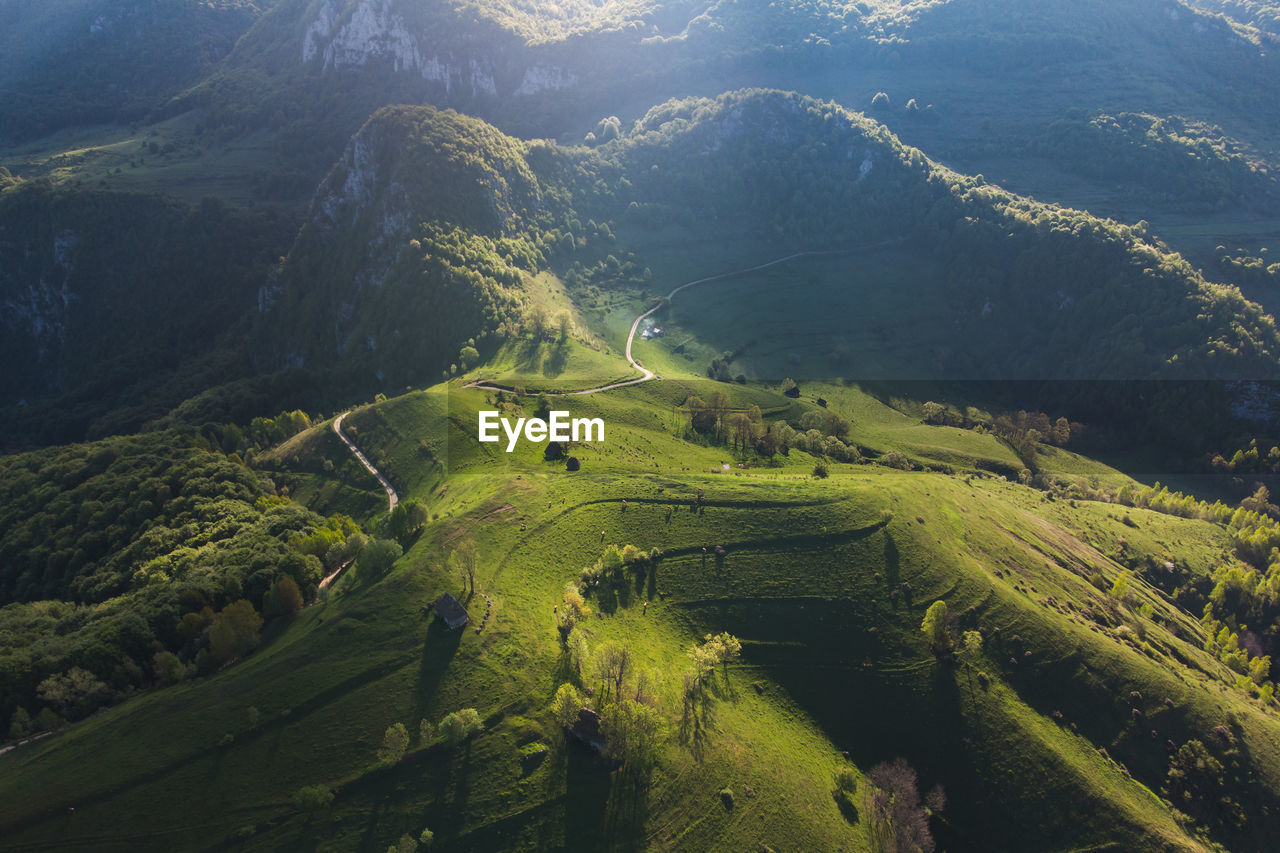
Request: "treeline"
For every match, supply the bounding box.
[1065,477,1280,694]
[1032,111,1275,211]
[0,430,363,740]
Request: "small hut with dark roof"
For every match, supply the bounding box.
[566,456,581,472]
[569,707,605,754]
[435,593,469,630]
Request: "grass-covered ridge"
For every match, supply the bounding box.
[6,379,1280,850]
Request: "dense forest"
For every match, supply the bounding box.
[0,183,297,450]
[0,427,361,740]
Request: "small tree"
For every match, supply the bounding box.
[419,828,434,849]
[358,539,403,578]
[871,91,890,111]
[7,707,32,740]
[208,600,264,667]
[152,650,187,685]
[379,722,410,766]
[292,784,334,813]
[553,683,586,731]
[439,708,483,747]
[921,601,952,655]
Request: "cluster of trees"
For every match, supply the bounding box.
[1215,249,1280,294]
[578,543,659,588]
[859,758,946,853]
[1032,111,1274,212]
[0,431,364,740]
[377,708,484,767]
[552,637,666,778]
[1209,439,1280,476]
[682,395,861,462]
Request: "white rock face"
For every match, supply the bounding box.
[303,0,498,96]
[515,63,576,96]
[1,231,77,363]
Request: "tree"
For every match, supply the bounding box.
[7,707,32,740]
[276,576,304,614]
[871,91,890,111]
[459,345,479,369]
[922,401,946,424]
[208,600,264,666]
[556,312,572,342]
[452,539,477,597]
[379,722,410,766]
[152,650,187,685]
[594,643,633,704]
[600,698,665,778]
[37,667,111,720]
[813,463,829,479]
[958,630,983,692]
[419,718,434,746]
[439,708,483,747]
[389,834,418,853]
[527,304,549,340]
[1110,571,1132,602]
[358,539,402,578]
[292,784,334,812]
[921,601,952,655]
[553,683,586,731]
[419,828,434,849]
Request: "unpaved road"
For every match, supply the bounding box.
[333,411,399,513]
[464,247,877,397]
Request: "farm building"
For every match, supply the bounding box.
[569,707,605,754]
[435,593,469,630]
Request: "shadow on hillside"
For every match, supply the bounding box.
[561,747,645,852]
[412,617,463,724]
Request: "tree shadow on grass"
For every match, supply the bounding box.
[563,747,645,852]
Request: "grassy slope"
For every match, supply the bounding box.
[8,374,1280,850]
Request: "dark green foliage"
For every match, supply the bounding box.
[1033,111,1277,211]
[357,539,403,578]
[0,430,346,736]
[0,184,298,449]
[292,784,335,812]
[0,1,273,142]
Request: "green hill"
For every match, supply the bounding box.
[6,380,1280,850]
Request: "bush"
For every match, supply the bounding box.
[719,787,735,808]
[292,784,335,812]
[813,464,829,479]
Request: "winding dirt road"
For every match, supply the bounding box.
[465,248,869,397]
[333,411,399,513]
[333,245,894,505]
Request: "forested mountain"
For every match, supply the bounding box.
[0,0,278,142]
[0,184,298,449]
[261,92,1280,395]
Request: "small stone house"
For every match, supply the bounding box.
[435,593,469,630]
